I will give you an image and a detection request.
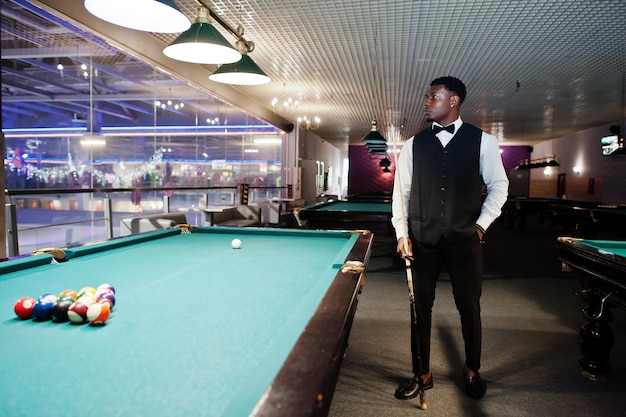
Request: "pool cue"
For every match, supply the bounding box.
[402,250,427,410]
[394,138,427,410]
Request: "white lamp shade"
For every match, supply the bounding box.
[84,0,190,33]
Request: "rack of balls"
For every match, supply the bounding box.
[13,283,116,326]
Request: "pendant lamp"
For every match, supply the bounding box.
[84,0,190,33]
[163,7,241,65]
[209,41,270,85]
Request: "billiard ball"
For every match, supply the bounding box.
[76,293,96,307]
[97,293,115,309]
[231,238,242,249]
[97,283,115,295]
[58,289,77,300]
[77,286,96,299]
[87,303,110,325]
[51,300,73,322]
[14,297,36,320]
[38,293,58,304]
[67,302,90,323]
[32,299,55,321]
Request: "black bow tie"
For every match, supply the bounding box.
[432,124,455,134]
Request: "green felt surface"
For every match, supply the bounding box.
[308,201,391,213]
[0,227,359,417]
[579,239,626,257]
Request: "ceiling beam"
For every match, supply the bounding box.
[30,0,294,133]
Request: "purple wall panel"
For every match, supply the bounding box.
[348,145,531,196]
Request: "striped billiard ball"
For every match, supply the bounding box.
[87,303,110,325]
[67,302,90,323]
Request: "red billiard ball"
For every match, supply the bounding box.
[14,297,36,320]
[87,303,110,325]
[67,302,89,324]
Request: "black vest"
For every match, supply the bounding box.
[409,123,483,245]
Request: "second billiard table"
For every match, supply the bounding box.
[0,226,373,417]
[297,200,393,236]
[556,237,626,378]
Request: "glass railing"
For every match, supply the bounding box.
[4,185,288,257]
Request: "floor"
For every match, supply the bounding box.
[328,218,626,417]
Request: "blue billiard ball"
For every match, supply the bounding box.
[32,299,55,321]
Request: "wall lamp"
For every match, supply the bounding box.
[515,154,560,170]
[297,115,321,131]
[379,156,392,173]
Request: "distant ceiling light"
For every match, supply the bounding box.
[361,117,387,152]
[253,138,282,145]
[84,0,190,33]
[163,7,241,65]
[80,136,106,147]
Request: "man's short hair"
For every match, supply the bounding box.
[430,76,467,104]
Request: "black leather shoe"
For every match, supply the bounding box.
[394,374,433,400]
[463,372,486,399]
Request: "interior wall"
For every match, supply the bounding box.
[347,146,394,196]
[529,120,626,204]
[298,128,344,202]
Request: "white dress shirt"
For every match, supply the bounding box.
[391,118,509,240]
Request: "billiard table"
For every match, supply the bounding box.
[346,191,392,203]
[297,200,393,236]
[510,197,599,233]
[556,237,626,378]
[0,226,373,417]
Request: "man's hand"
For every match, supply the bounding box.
[476,226,485,243]
[397,237,414,261]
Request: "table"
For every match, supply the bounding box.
[297,200,393,236]
[178,205,235,226]
[549,204,626,238]
[346,191,392,203]
[556,237,626,378]
[0,227,373,417]
[507,197,600,233]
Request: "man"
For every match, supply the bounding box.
[391,76,508,400]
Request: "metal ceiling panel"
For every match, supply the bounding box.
[3,0,626,149]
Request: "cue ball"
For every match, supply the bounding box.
[14,297,36,320]
[231,238,242,249]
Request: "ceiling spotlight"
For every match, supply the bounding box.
[84,0,190,33]
[163,7,241,65]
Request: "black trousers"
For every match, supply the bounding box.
[409,233,484,375]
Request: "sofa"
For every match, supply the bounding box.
[120,212,188,236]
[211,205,261,227]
